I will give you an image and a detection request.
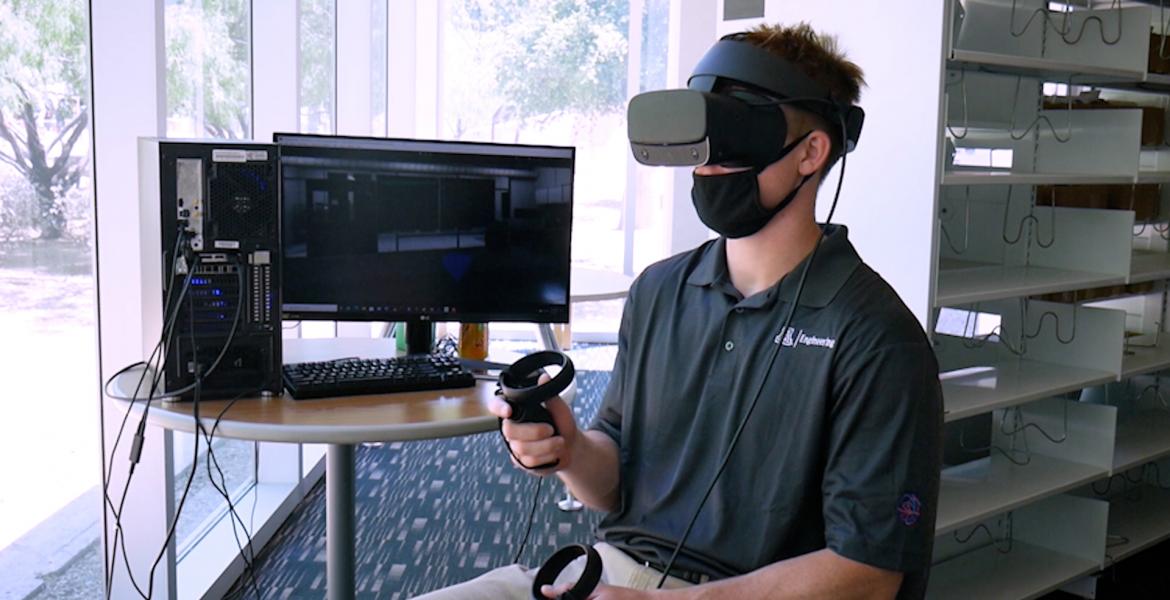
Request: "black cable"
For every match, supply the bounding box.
[109,472,151,599]
[104,232,193,599]
[103,230,187,490]
[194,391,260,600]
[513,476,545,565]
[145,256,248,598]
[106,258,247,402]
[197,390,264,600]
[112,344,175,599]
[656,115,851,589]
[107,254,248,598]
[145,284,206,597]
[189,263,261,599]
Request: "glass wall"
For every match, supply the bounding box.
[163,0,258,551]
[435,0,670,333]
[370,0,388,135]
[0,0,101,597]
[165,0,252,139]
[299,0,336,134]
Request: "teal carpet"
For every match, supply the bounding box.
[226,369,611,599]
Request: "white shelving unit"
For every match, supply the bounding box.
[937,398,1115,534]
[936,198,1135,306]
[1113,411,1170,472]
[929,494,1108,600]
[1120,343,1170,378]
[949,48,1145,82]
[941,171,1137,186]
[929,540,1101,600]
[936,263,1125,306]
[749,0,1170,597]
[941,360,1114,422]
[1129,248,1170,284]
[939,455,1107,533]
[1106,485,1170,563]
[930,3,1170,591]
[936,301,1127,423]
[1136,171,1170,184]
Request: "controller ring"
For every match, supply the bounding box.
[531,544,602,600]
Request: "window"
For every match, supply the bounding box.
[165,0,252,139]
[371,0,388,135]
[299,0,336,134]
[0,0,100,595]
[434,0,670,335]
[164,0,257,549]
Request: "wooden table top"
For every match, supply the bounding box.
[123,380,503,444]
[106,338,575,445]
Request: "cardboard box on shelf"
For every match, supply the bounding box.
[1151,33,1170,75]
[1035,184,1110,210]
[1034,282,1156,304]
[1110,184,1161,222]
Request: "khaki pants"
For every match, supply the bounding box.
[412,542,697,599]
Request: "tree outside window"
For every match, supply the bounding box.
[0,1,101,597]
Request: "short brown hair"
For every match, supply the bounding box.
[739,23,865,165]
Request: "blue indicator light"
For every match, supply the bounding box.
[212,289,222,296]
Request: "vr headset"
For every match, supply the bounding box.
[628,35,865,169]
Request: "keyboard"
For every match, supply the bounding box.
[282,354,477,400]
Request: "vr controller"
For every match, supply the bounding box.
[628,37,865,169]
[496,350,575,470]
[531,544,602,600]
[496,352,600,598]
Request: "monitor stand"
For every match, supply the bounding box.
[403,321,434,355]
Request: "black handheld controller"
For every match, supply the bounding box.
[531,544,602,600]
[496,350,575,470]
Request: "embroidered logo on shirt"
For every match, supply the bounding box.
[774,327,836,350]
[897,493,922,526]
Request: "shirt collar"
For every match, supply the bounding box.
[685,224,861,308]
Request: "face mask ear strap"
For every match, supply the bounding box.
[761,172,813,217]
[749,129,812,177]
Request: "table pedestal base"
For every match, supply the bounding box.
[327,444,355,600]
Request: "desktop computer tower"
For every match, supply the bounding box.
[138,140,282,399]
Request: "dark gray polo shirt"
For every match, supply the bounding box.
[590,224,942,599]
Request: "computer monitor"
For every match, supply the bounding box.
[275,133,574,338]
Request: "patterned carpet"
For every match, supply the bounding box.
[226,368,612,599]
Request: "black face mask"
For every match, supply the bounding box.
[691,132,813,239]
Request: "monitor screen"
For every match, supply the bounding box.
[276,134,574,323]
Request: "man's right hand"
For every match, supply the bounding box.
[487,375,579,474]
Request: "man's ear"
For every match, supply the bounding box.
[798,129,833,177]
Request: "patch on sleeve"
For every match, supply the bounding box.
[897,493,922,526]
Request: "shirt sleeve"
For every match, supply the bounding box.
[822,341,943,574]
[588,285,637,445]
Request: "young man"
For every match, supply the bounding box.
[418,22,942,600]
